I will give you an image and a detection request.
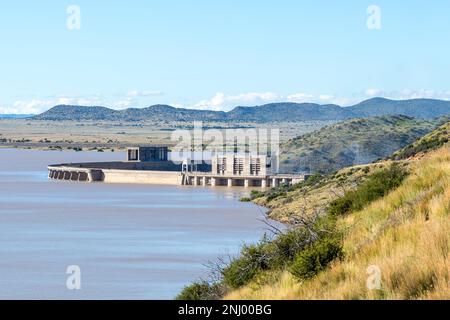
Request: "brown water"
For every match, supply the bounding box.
[0,148,273,299]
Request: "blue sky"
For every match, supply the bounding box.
[0,0,449,113]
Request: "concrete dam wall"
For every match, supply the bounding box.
[47,148,306,188]
[48,161,212,185]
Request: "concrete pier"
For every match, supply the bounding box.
[180,173,306,188]
[261,179,267,188]
[272,178,279,187]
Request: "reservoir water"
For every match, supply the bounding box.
[0,148,272,299]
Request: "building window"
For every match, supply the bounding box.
[128,149,139,161]
[250,158,261,175]
[234,157,244,175]
[217,157,226,174]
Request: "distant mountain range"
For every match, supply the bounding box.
[30,98,450,122]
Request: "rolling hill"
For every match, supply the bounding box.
[31,98,450,122]
[390,119,449,160]
[279,115,438,174]
[226,102,350,121]
[31,104,225,122]
[347,97,450,119]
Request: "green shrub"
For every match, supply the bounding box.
[302,173,326,188]
[222,242,270,289]
[266,189,287,202]
[329,164,408,216]
[177,211,342,297]
[291,236,343,280]
[176,281,224,300]
[267,228,310,268]
[250,190,265,200]
[221,227,325,288]
[328,194,354,217]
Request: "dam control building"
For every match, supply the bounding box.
[48,146,305,187]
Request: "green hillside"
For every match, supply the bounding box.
[390,120,449,160]
[347,97,450,119]
[279,115,437,174]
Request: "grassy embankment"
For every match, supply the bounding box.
[227,146,449,299]
[177,126,450,299]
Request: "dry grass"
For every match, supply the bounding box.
[254,161,407,222]
[226,146,450,300]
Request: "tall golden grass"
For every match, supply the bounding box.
[226,146,450,300]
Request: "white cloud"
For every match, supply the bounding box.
[194,92,282,111]
[286,93,352,105]
[0,91,164,114]
[127,90,163,98]
[112,98,134,109]
[365,88,382,97]
[286,93,314,103]
[363,89,450,101]
[0,96,113,114]
[191,89,450,111]
[56,96,105,106]
[0,99,51,114]
[193,91,359,110]
[390,89,450,101]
